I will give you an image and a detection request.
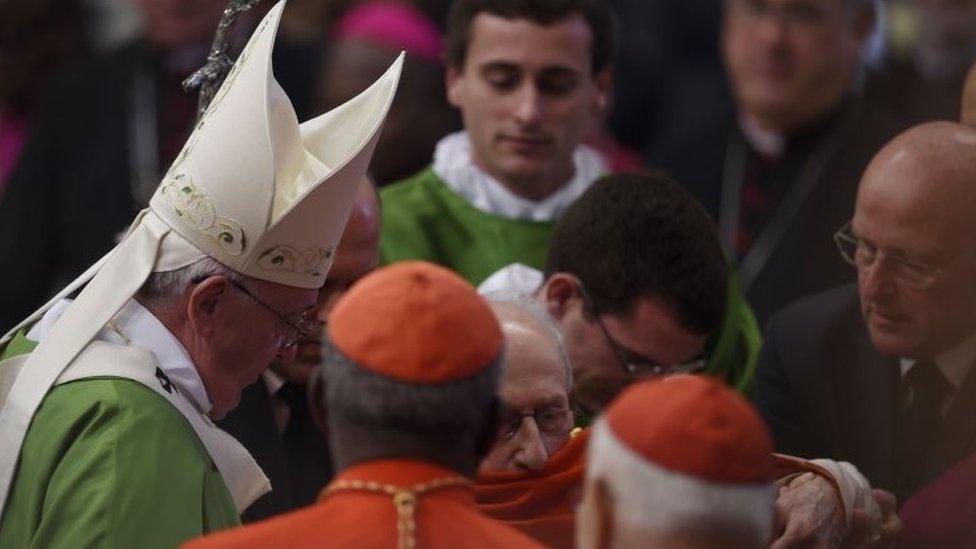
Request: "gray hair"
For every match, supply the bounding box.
[320,339,502,435]
[484,290,572,389]
[138,257,242,301]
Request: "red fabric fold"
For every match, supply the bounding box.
[475,429,589,548]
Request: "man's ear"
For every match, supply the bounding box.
[186,276,230,337]
[445,65,464,109]
[542,273,583,320]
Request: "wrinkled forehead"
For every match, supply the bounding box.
[855,146,976,253]
[500,323,569,390]
[464,12,594,74]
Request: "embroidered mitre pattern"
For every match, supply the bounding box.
[159,174,246,256]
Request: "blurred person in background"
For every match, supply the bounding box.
[867,0,976,124]
[0,0,317,334]
[0,0,88,197]
[660,0,906,324]
[606,0,733,167]
[316,0,460,186]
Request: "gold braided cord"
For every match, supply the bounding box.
[321,475,472,549]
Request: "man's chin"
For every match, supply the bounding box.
[866,324,919,358]
[207,392,240,421]
[270,359,318,386]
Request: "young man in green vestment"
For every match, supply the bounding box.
[481,172,758,413]
[0,3,402,547]
[378,0,762,392]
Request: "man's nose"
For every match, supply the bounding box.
[755,9,790,49]
[513,418,548,472]
[859,258,896,300]
[513,84,543,127]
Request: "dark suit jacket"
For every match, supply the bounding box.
[754,284,976,503]
[659,89,907,324]
[218,381,333,522]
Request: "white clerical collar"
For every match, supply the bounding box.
[476,262,544,296]
[737,113,785,158]
[27,298,213,413]
[262,368,286,397]
[432,131,608,222]
[899,330,976,392]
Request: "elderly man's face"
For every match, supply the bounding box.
[853,147,976,359]
[446,13,608,196]
[195,277,318,419]
[722,0,870,132]
[480,312,573,473]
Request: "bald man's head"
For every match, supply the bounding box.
[480,296,574,473]
[851,122,976,358]
[276,178,382,383]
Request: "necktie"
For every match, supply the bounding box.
[735,150,783,258]
[893,360,951,500]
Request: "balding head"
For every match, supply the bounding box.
[479,295,574,473]
[962,62,976,127]
[852,122,976,358]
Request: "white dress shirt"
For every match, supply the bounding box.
[899,330,976,416]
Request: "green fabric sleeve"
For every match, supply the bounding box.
[0,379,238,549]
[705,271,762,395]
[0,329,38,362]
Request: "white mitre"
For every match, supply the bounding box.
[0,0,402,514]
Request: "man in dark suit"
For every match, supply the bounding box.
[659,0,906,324]
[755,121,976,507]
[219,179,381,522]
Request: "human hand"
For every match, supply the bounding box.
[770,472,845,549]
[843,490,901,549]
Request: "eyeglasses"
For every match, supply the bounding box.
[193,275,316,348]
[833,223,943,289]
[498,404,575,441]
[228,280,316,349]
[576,281,708,378]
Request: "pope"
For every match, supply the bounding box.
[0,2,402,547]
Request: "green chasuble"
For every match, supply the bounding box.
[381,168,554,286]
[0,334,239,549]
[380,167,761,393]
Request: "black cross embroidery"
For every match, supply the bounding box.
[155,367,177,395]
